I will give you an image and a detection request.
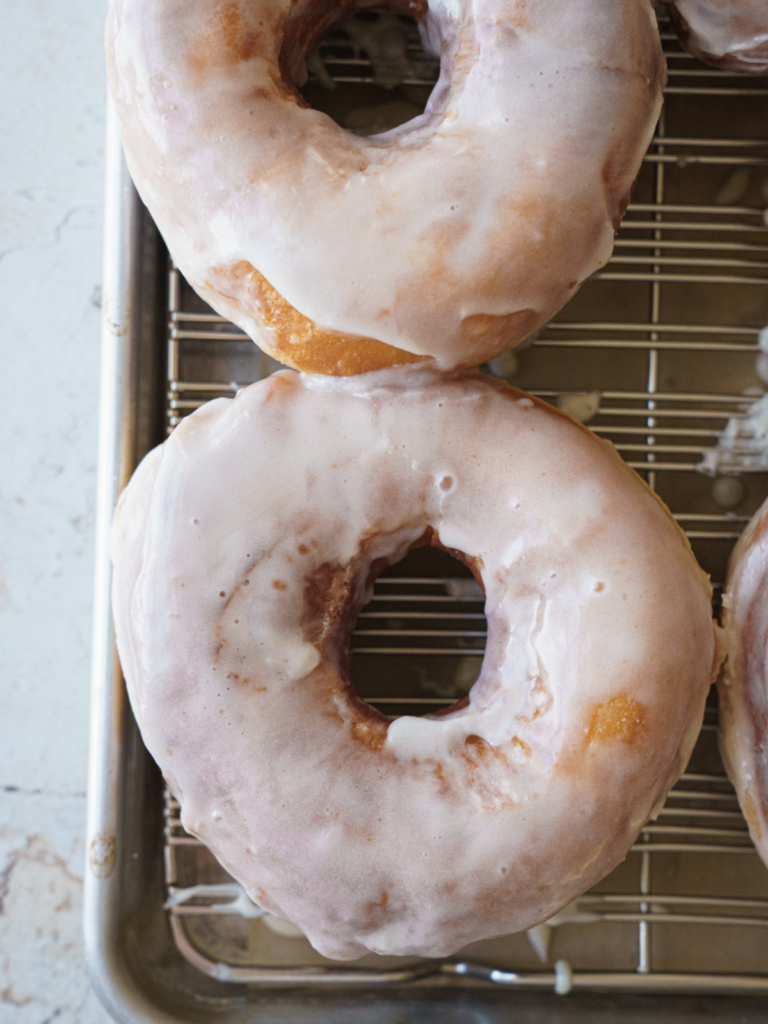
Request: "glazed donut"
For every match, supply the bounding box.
[106,0,664,376]
[720,497,768,863]
[111,368,720,959]
[665,0,768,73]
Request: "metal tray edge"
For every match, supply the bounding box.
[83,97,179,1024]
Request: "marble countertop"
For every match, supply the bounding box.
[1,1,111,1020]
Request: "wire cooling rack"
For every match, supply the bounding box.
[159,13,768,993]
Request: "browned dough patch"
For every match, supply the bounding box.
[187,1,268,83]
[742,788,763,840]
[350,717,388,752]
[587,694,646,745]
[302,561,358,651]
[210,261,429,376]
[459,310,539,359]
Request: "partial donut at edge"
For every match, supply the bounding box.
[720,499,768,865]
[665,0,768,73]
[106,0,665,374]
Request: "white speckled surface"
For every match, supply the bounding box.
[0,1,109,1019]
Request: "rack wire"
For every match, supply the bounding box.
[161,11,768,994]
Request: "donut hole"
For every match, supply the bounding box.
[297,9,440,136]
[350,542,487,720]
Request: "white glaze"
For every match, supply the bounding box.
[720,498,768,864]
[111,369,719,959]
[699,394,768,476]
[557,391,601,425]
[105,0,664,372]
[666,0,768,73]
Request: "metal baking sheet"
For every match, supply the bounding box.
[85,13,768,1022]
